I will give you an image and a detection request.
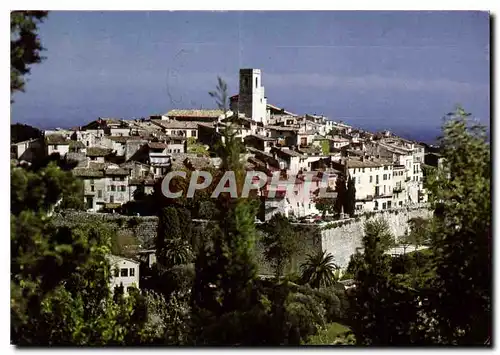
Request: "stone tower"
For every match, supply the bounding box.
[238,68,268,125]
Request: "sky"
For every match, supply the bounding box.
[11,11,490,142]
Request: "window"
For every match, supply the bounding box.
[121,177,125,181]
[86,141,89,147]
[120,268,128,277]
[376,176,379,184]
[382,202,387,209]
[383,174,387,181]
[90,185,95,192]
[191,130,197,137]
[362,168,365,173]
[399,201,403,207]
[54,145,58,150]
[384,166,388,170]
[98,190,103,198]
[387,201,392,209]
[111,185,116,192]
[110,196,114,203]
[255,77,258,88]
[129,268,135,277]
[121,186,126,192]
[369,176,373,183]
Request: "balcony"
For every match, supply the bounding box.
[393,186,404,193]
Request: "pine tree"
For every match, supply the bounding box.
[11,11,48,98]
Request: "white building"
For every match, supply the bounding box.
[74,162,133,212]
[377,138,425,204]
[329,136,350,149]
[333,156,395,212]
[108,255,140,294]
[45,134,70,157]
[152,120,202,139]
[11,138,43,162]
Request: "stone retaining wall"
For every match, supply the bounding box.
[53,206,432,274]
[320,207,433,268]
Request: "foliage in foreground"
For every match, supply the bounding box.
[346,107,491,346]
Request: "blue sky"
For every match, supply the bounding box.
[11,11,490,141]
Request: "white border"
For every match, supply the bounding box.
[2,2,497,354]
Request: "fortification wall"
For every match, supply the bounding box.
[320,207,433,269]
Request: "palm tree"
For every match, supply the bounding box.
[163,238,193,268]
[300,250,339,289]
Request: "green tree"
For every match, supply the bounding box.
[259,214,300,279]
[320,140,330,155]
[11,11,48,98]
[333,175,347,215]
[11,163,154,345]
[407,217,431,247]
[365,218,395,252]
[190,77,265,345]
[163,238,193,268]
[344,177,356,216]
[347,219,420,345]
[300,250,339,289]
[11,161,84,215]
[314,186,336,218]
[156,207,193,268]
[425,107,491,345]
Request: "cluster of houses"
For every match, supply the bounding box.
[11,67,444,292]
[12,68,433,220]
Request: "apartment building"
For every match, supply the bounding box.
[75,162,132,212]
[332,156,394,212]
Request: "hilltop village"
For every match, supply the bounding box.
[11,69,439,218]
[11,68,442,288]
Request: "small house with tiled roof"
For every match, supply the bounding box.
[45,134,70,157]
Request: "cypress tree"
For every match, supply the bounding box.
[334,175,347,215]
[344,176,356,216]
[191,77,264,345]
